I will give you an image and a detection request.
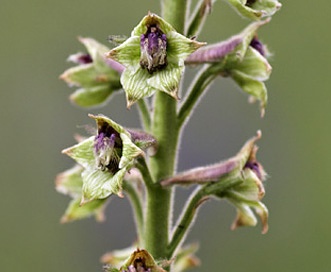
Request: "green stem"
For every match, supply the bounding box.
[123,181,144,246]
[186,0,210,37]
[178,65,218,127]
[137,99,151,132]
[167,187,207,259]
[144,0,187,262]
[167,175,244,258]
[144,93,178,259]
[136,157,154,189]
[161,0,188,33]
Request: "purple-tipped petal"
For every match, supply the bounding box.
[185,35,243,64]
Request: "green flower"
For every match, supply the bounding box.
[62,114,145,204]
[161,131,268,233]
[213,131,269,233]
[227,0,282,20]
[60,37,123,107]
[106,12,205,107]
[185,20,272,116]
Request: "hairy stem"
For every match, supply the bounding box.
[123,181,144,245]
[178,65,218,127]
[167,187,207,259]
[161,0,188,33]
[144,0,187,262]
[137,99,151,132]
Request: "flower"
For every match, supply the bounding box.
[185,19,272,116]
[106,12,205,107]
[102,244,199,272]
[161,131,268,233]
[119,249,166,272]
[62,114,147,204]
[227,0,282,20]
[60,37,123,107]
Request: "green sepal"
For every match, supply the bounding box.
[218,168,269,234]
[227,0,281,20]
[55,164,110,222]
[62,137,95,168]
[60,197,108,223]
[61,63,104,88]
[230,69,268,115]
[120,68,155,107]
[230,46,271,81]
[107,36,141,68]
[55,164,84,198]
[119,133,144,169]
[70,86,114,107]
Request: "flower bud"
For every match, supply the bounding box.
[185,20,272,116]
[60,37,122,107]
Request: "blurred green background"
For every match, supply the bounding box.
[1,0,330,271]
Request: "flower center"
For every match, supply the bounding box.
[244,160,263,180]
[94,125,122,173]
[249,36,266,56]
[140,25,167,74]
[245,0,257,7]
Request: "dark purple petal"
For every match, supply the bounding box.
[246,0,257,7]
[244,160,264,181]
[250,36,266,56]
